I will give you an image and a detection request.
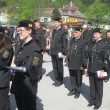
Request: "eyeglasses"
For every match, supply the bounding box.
[16,29,26,33]
[74,31,78,33]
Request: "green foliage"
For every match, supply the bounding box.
[0,0,7,7]
[0,0,110,25]
[102,29,107,37]
[51,8,61,20]
[85,0,110,27]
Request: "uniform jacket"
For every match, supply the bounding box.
[87,40,109,73]
[51,28,68,55]
[35,27,46,51]
[11,39,42,96]
[68,37,88,70]
[0,45,13,87]
[83,28,94,45]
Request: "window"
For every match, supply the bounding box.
[71,10,75,15]
[63,11,68,15]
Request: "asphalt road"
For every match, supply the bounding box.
[10,54,110,110]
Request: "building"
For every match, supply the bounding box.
[40,1,85,27]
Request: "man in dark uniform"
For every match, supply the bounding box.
[51,18,68,87]
[103,30,110,82]
[34,20,46,80]
[85,28,109,110]
[34,20,46,53]
[66,27,88,98]
[83,21,94,45]
[7,23,14,39]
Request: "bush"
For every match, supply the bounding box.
[101,29,107,38]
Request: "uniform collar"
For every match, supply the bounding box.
[56,27,61,31]
[74,37,81,41]
[22,38,33,46]
[95,39,102,43]
[36,27,41,30]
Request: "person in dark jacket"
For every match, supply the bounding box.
[10,20,42,110]
[82,21,94,45]
[66,27,88,98]
[103,30,110,82]
[51,18,68,87]
[34,20,46,52]
[0,27,14,110]
[7,23,14,39]
[34,20,46,79]
[85,28,109,110]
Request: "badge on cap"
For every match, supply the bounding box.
[28,24,32,28]
[2,51,9,59]
[33,57,39,65]
[4,30,8,34]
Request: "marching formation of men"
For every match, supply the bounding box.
[0,18,110,110]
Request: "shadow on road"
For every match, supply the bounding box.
[81,82,90,103]
[63,76,71,92]
[10,94,17,110]
[37,97,44,110]
[63,76,90,102]
[42,68,46,75]
[46,70,56,83]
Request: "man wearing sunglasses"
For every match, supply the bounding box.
[66,27,88,98]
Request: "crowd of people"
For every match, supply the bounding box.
[0,18,110,110]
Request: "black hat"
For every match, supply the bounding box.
[18,20,33,28]
[0,26,10,35]
[33,19,40,22]
[107,30,110,33]
[87,21,92,25]
[53,17,62,22]
[74,27,83,32]
[93,28,102,33]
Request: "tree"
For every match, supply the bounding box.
[51,8,61,20]
[85,0,110,27]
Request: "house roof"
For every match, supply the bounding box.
[62,1,78,11]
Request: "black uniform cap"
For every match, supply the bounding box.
[74,27,83,32]
[107,30,110,33]
[0,26,10,35]
[53,17,62,22]
[93,28,102,33]
[18,20,33,28]
[87,21,92,26]
[33,19,40,22]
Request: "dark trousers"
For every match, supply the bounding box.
[51,55,63,82]
[89,72,103,107]
[15,95,37,110]
[69,69,83,93]
[0,87,10,110]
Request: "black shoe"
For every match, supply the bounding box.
[74,94,80,99]
[104,79,109,82]
[87,103,94,107]
[93,106,100,110]
[67,91,76,96]
[52,82,57,86]
[55,82,63,87]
